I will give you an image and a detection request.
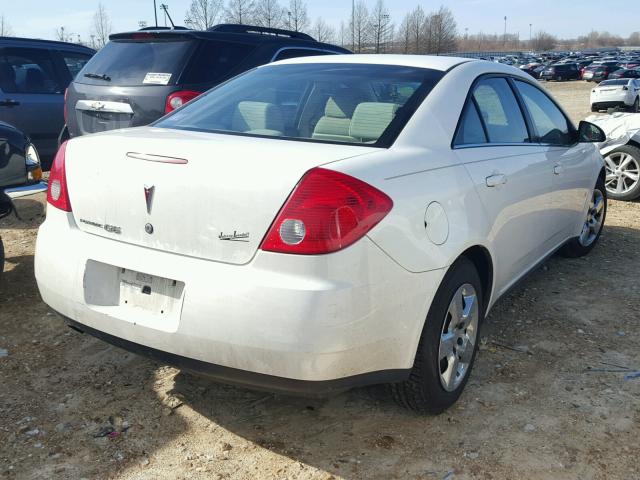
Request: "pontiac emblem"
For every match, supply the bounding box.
[144,185,155,214]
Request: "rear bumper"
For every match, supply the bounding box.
[61,314,409,396]
[591,100,631,109]
[36,207,442,386]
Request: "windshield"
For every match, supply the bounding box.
[156,63,444,147]
[76,39,194,86]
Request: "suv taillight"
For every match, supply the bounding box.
[165,90,202,114]
[260,168,393,255]
[47,142,72,212]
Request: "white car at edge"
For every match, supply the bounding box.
[35,55,607,413]
[590,78,640,113]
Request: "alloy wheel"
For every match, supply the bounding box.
[438,283,479,392]
[605,152,640,195]
[578,188,605,247]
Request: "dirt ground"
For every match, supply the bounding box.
[1,80,638,480]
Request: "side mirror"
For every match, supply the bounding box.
[578,120,606,143]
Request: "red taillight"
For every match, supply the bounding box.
[260,168,393,255]
[165,90,202,114]
[47,141,72,212]
[63,88,68,123]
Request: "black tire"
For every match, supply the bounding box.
[604,145,640,201]
[630,97,640,113]
[390,257,483,414]
[591,105,599,112]
[556,75,563,81]
[559,176,607,258]
[0,238,4,279]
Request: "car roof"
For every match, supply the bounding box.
[0,36,95,54]
[110,25,350,53]
[269,54,472,71]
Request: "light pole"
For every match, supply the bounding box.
[153,0,158,27]
[503,16,507,46]
[288,11,292,30]
[529,23,533,44]
[351,0,355,52]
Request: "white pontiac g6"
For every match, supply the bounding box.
[36,55,607,413]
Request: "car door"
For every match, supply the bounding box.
[0,47,65,162]
[454,76,558,295]
[512,79,593,238]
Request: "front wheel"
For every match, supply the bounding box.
[559,178,607,258]
[390,258,483,414]
[604,145,640,200]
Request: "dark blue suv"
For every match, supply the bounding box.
[0,37,95,168]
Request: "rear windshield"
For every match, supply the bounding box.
[76,39,194,86]
[599,79,629,86]
[156,63,444,148]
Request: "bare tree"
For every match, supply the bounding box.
[91,3,112,48]
[254,0,285,28]
[408,6,425,54]
[313,18,335,43]
[225,0,255,25]
[628,31,640,46]
[370,0,392,53]
[395,14,411,54]
[426,6,457,54]
[339,21,347,47]
[349,0,369,53]
[532,31,557,51]
[185,0,224,30]
[288,0,309,32]
[0,14,13,37]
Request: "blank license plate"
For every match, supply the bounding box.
[119,269,184,316]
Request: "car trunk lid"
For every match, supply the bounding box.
[65,127,377,264]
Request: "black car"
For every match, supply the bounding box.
[64,24,350,140]
[0,37,95,168]
[608,68,640,80]
[0,121,47,275]
[540,63,580,81]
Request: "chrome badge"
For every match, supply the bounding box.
[144,185,155,214]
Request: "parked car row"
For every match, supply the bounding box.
[518,50,640,83]
[0,37,95,168]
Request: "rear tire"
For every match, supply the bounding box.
[390,257,483,414]
[559,177,607,258]
[591,105,598,112]
[630,97,640,113]
[0,239,4,279]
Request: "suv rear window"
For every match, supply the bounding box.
[76,39,195,86]
[182,40,256,85]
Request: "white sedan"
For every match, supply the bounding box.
[590,78,640,112]
[36,55,607,413]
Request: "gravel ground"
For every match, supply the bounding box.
[1,80,638,480]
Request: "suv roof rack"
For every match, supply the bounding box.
[208,24,315,42]
[139,26,191,31]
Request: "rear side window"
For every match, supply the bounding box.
[514,80,572,146]
[182,40,256,84]
[76,40,194,86]
[472,78,530,144]
[454,100,487,145]
[273,48,337,62]
[60,51,93,79]
[0,48,62,94]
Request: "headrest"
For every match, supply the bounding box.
[350,103,399,142]
[325,95,359,119]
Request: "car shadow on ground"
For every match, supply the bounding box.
[161,223,640,478]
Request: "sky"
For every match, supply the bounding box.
[1,0,637,43]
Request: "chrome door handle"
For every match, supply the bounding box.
[554,164,565,175]
[485,173,507,187]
